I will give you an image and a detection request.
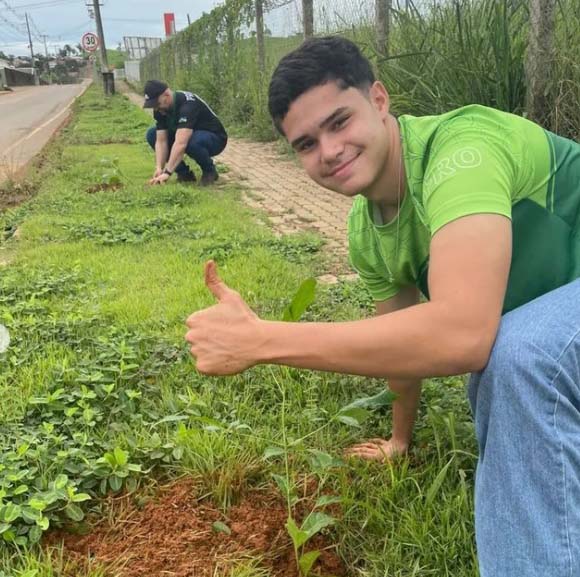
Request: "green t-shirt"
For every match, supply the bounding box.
[348,105,580,312]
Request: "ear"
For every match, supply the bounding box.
[369,81,390,118]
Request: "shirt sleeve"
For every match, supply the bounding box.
[422,118,516,235]
[154,110,168,131]
[176,101,201,130]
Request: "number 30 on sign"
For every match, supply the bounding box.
[81,32,100,52]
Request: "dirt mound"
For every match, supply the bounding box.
[46,478,346,577]
[0,178,39,211]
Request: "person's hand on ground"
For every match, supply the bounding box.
[150,171,170,185]
[148,167,163,184]
[185,261,266,375]
[343,437,409,462]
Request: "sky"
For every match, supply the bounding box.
[0,0,223,57]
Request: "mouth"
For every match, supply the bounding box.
[327,153,360,179]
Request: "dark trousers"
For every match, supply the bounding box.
[146,127,226,174]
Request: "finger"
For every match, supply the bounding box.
[344,448,389,461]
[344,442,389,454]
[343,448,383,460]
[343,445,382,456]
[195,359,218,376]
[204,260,233,302]
[184,329,197,344]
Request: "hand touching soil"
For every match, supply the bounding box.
[343,437,409,461]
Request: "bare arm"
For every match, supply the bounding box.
[165,128,193,173]
[376,287,422,449]
[186,214,512,379]
[255,215,511,378]
[154,129,169,173]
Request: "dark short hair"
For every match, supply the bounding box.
[268,36,375,135]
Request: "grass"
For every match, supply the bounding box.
[0,87,478,576]
[141,0,580,143]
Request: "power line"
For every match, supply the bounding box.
[0,23,26,42]
[0,0,23,19]
[0,0,43,43]
[9,0,80,9]
[28,13,44,41]
[54,18,92,38]
[105,17,161,23]
[0,13,28,37]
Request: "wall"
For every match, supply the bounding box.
[124,60,141,83]
[1,67,36,87]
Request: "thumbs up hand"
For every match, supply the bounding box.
[185,261,265,375]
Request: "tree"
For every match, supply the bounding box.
[375,0,392,57]
[63,44,76,56]
[525,0,556,126]
[255,0,265,73]
[302,0,313,37]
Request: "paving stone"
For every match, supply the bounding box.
[219,138,353,273]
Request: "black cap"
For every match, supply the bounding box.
[143,80,168,108]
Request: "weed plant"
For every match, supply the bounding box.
[1,87,478,576]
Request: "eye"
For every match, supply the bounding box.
[297,139,316,153]
[331,116,349,131]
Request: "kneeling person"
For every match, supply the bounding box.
[144,80,227,186]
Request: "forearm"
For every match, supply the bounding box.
[165,143,187,173]
[389,379,422,445]
[155,141,169,170]
[259,301,488,379]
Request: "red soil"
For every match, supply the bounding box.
[46,478,346,577]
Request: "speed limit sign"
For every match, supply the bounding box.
[81,32,100,52]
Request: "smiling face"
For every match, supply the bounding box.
[281,80,392,199]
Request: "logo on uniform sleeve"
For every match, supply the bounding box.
[424,146,483,191]
[145,94,150,99]
[178,117,187,123]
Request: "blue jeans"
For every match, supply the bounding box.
[468,279,580,577]
[146,127,226,174]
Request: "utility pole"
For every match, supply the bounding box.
[92,0,114,95]
[41,34,51,83]
[92,0,108,70]
[25,12,39,85]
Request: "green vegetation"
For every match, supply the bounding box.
[140,0,580,142]
[106,49,127,70]
[1,87,478,575]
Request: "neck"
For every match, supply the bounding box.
[364,115,406,222]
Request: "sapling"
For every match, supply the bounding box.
[266,278,398,576]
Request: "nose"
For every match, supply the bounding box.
[319,133,344,164]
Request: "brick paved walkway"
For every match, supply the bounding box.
[219,141,353,274]
[122,83,353,276]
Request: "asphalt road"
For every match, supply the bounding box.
[0,81,90,181]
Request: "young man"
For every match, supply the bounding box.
[144,79,227,186]
[185,36,580,577]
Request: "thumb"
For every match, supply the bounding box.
[204,260,232,301]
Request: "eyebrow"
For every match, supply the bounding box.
[290,107,350,149]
